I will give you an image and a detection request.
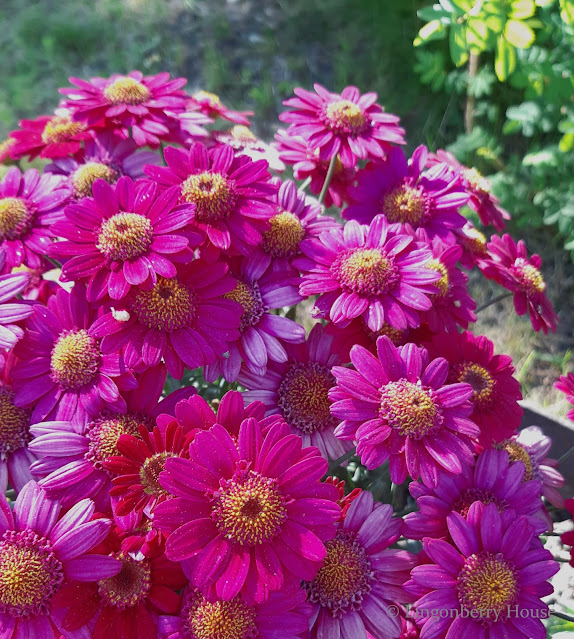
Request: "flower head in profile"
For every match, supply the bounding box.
[0,249,34,349]
[239,323,353,461]
[453,222,490,270]
[295,215,440,332]
[427,331,523,446]
[330,336,479,486]
[343,146,469,240]
[0,167,69,269]
[51,177,200,301]
[554,371,574,421]
[213,125,285,172]
[188,90,253,125]
[306,491,415,639]
[145,142,278,254]
[60,71,188,147]
[0,482,119,639]
[481,234,558,334]
[407,502,559,639]
[280,84,405,167]
[155,393,340,603]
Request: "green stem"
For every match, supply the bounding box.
[318,154,338,205]
[326,447,356,476]
[559,444,574,464]
[475,291,513,313]
[551,610,574,622]
[299,176,312,192]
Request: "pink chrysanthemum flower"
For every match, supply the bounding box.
[427,331,522,446]
[407,502,559,639]
[51,178,200,301]
[453,222,490,270]
[482,234,558,333]
[325,477,362,521]
[155,397,340,603]
[60,71,188,147]
[11,285,135,425]
[91,259,242,379]
[274,129,356,208]
[419,237,476,332]
[0,482,120,639]
[204,256,304,382]
[145,142,278,254]
[305,491,415,639]
[9,109,90,160]
[239,323,353,461]
[428,149,511,231]
[330,336,479,486]
[343,146,469,240]
[45,130,160,201]
[0,138,17,164]
[295,215,440,332]
[495,426,565,508]
[187,90,253,125]
[158,585,311,639]
[55,525,186,639]
[280,84,405,167]
[213,125,285,172]
[403,448,548,540]
[0,167,69,269]
[0,250,34,348]
[555,372,574,420]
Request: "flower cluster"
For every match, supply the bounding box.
[0,73,567,639]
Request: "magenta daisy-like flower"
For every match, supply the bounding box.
[274,129,356,208]
[482,234,558,333]
[0,138,16,164]
[428,149,511,231]
[9,108,90,161]
[330,336,479,486]
[343,146,469,240]
[403,448,548,540]
[555,372,574,420]
[496,426,565,508]
[407,502,559,639]
[305,491,415,639]
[60,71,188,147]
[213,125,286,172]
[419,237,476,332]
[145,142,277,254]
[155,401,340,603]
[239,323,353,461]
[11,284,135,425]
[295,215,440,332]
[427,331,522,446]
[90,259,242,379]
[51,177,200,301]
[453,222,490,270]
[0,250,34,349]
[158,585,310,639]
[45,130,160,201]
[280,84,405,167]
[0,482,120,639]
[0,167,69,269]
[204,255,305,382]
[188,90,253,125]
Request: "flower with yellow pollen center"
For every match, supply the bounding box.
[0,197,33,241]
[379,379,442,439]
[229,125,258,145]
[194,91,223,109]
[103,77,151,106]
[0,529,64,618]
[450,362,495,407]
[41,116,86,145]
[461,227,488,257]
[382,183,429,225]
[0,138,15,161]
[0,388,31,457]
[278,362,336,434]
[86,413,143,470]
[367,320,407,346]
[181,172,237,222]
[183,590,259,639]
[140,452,174,498]
[453,489,506,519]
[324,100,367,135]
[130,277,197,332]
[333,248,399,296]
[463,167,490,195]
[512,258,546,296]
[426,259,449,296]
[96,212,153,261]
[98,551,151,610]
[457,552,518,615]
[304,531,372,616]
[261,210,305,258]
[495,440,537,482]
[72,162,119,199]
[211,470,287,546]
[223,280,265,331]
[50,329,100,390]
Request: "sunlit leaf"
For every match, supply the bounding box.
[495,35,517,80]
[449,22,469,66]
[414,19,447,46]
[504,20,536,48]
[466,17,490,51]
[510,0,536,19]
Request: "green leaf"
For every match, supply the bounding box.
[504,20,536,48]
[451,0,473,10]
[414,19,447,46]
[449,22,469,66]
[560,131,574,151]
[560,0,574,24]
[510,0,536,19]
[495,35,517,80]
[417,4,451,22]
[466,17,490,51]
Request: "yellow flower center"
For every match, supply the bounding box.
[0,197,33,241]
[86,413,143,470]
[382,183,428,225]
[461,227,488,257]
[50,329,100,390]
[103,77,151,106]
[96,212,153,261]
[453,488,506,519]
[72,162,119,199]
[495,440,537,482]
[380,379,441,439]
[512,258,546,296]
[181,172,237,222]
[223,280,264,331]
[325,100,367,135]
[229,125,258,144]
[98,552,151,610]
[0,388,31,456]
[130,277,197,332]
[261,210,305,258]
[183,591,259,639]
[426,259,449,296]
[333,248,399,296]
[194,91,223,109]
[463,168,490,195]
[140,452,174,498]
[41,116,86,145]
[450,362,495,407]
